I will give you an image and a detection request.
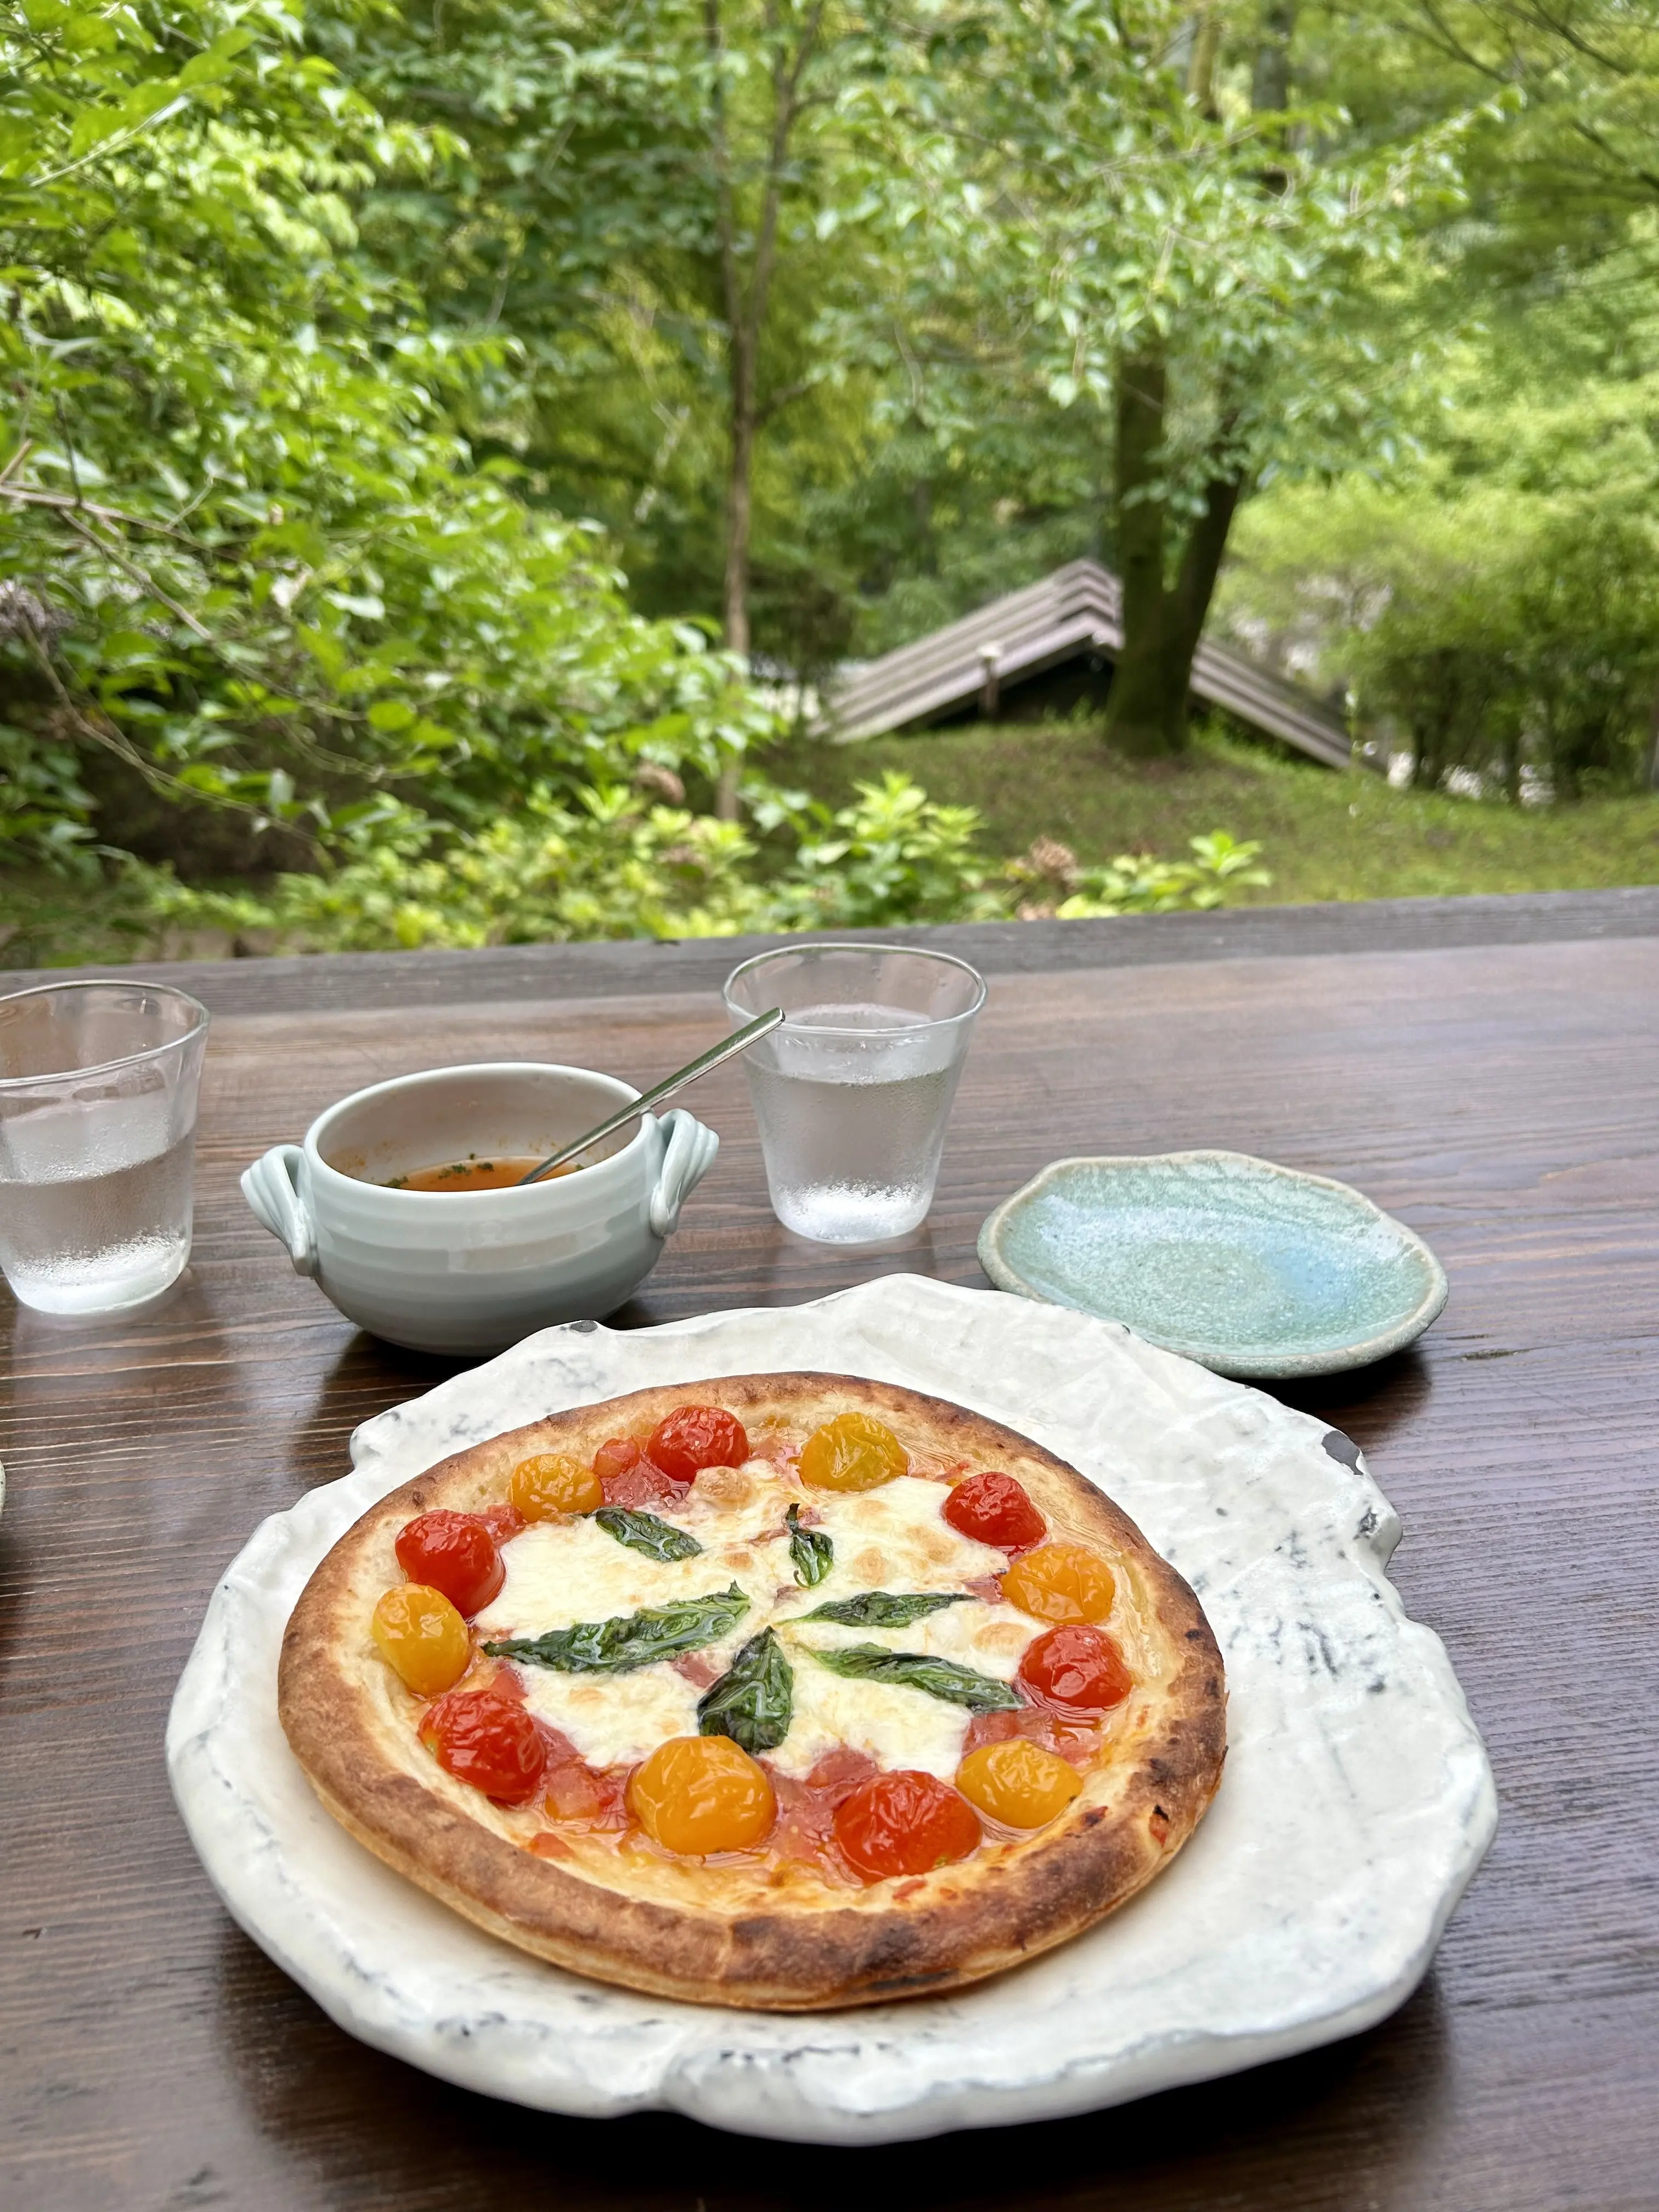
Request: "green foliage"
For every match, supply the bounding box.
[763,769,1009,929]
[1058,834,1274,919]
[131,769,1267,950]
[0,0,774,885]
[9,0,1658,962]
[803,721,1659,907]
[1221,462,1659,799]
[133,786,778,949]
[1000,825,1272,918]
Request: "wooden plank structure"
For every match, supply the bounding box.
[823,557,1355,769]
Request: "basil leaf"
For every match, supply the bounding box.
[799,1642,1022,1712]
[484,1584,748,1674]
[697,1628,794,1756]
[798,1589,970,1627]
[594,1505,704,1563]
[786,1503,833,1589]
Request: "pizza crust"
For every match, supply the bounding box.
[279,1374,1227,2011]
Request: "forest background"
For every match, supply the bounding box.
[3,0,1658,963]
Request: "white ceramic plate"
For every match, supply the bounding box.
[167,1276,1495,2146]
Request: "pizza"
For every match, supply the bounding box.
[279,1374,1226,2011]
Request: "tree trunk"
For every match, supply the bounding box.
[705,0,825,821]
[1251,0,1296,119]
[1101,10,1295,763]
[713,385,753,819]
[1102,349,1244,759]
[722,354,755,663]
[1103,351,1181,757]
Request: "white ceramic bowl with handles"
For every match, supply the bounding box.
[240,1063,718,1355]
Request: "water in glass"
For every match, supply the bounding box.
[0,980,208,1316]
[745,998,969,1243]
[0,1091,196,1313]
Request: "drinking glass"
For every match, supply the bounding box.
[723,943,985,1244]
[0,980,210,1314]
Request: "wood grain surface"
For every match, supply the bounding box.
[2,906,1656,2211]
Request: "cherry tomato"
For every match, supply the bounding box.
[394,1510,504,1616]
[798,1412,909,1493]
[370,1583,471,1696]
[832,1770,981,1880]
[1017,1624,1133,1717]
[511,1452,602,1520]
[956,1739,1083,1828]
[628,1735,775,1854]
[610,1459,690,1510]
[943,1471,1047,1551]
[477,1500,524,1545]
[418,1691,546,1803]
[544,1755,629,1829]
[1002,1542,1116,1625]
[646,1405,750,1483]
[592,1435,647,1484]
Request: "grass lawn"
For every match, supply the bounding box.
[770,719,1659,905]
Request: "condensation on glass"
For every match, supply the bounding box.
[0,980,209,1314]
[723,943,984,1245]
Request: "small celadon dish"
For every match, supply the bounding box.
[978,1150,1448,1380]
[241,1063,718,1356]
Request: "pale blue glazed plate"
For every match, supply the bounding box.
[978,1150,1448,1380]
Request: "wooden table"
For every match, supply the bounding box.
[4,890,1658,2211]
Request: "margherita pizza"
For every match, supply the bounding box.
[279,1374,1226,2011]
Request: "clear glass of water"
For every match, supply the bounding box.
[723,942,985,1244]
[0,980,209,1314]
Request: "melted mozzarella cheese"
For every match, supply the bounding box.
[476,1467,1049,1779]
[773,1477,1006,1612]
[474,1515,763,1637]
[515,1663,702,1770]
[770,1654,971,1781]
[771,1598,1041,1780]
[792,1599,1034,1679]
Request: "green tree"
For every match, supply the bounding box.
[850,0,1470,756]
[332,0,893,806]
[0,0,771,888]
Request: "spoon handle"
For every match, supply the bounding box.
[517,1008,785,1186]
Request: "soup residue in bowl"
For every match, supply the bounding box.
[380,1156,582,1193]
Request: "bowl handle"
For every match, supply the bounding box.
[241,1144,320,1278]
[648,1109,720,1239]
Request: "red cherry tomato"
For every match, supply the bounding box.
[592,1436,646,1483]
[646,1404,749,1483]
[1017,1625,1133,1717]
[833,1770,981,1881]
[477,1500,525,1546]
[418,1691,546,1803]
[943,1471,1047,1552]
[394,1510,504,1616]
[593,1436,688,1510]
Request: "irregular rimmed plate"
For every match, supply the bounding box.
[979,1150,1449,1380]
[166,1274,1492,2146]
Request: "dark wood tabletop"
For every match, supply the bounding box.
[4,890,1657,2212]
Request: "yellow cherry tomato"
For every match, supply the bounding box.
[956,1739,1084,1829]
[1001,1543,1116,1625]
[798,1412,909,1493]
[510,1452,602,1520]
[371,1583,471,1695]
[628,1736,776,1855]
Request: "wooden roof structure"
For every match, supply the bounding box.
[823,558,1353,769]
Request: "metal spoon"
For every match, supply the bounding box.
[516,1007,784,1186]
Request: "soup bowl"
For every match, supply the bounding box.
[240,1063,719,1355]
